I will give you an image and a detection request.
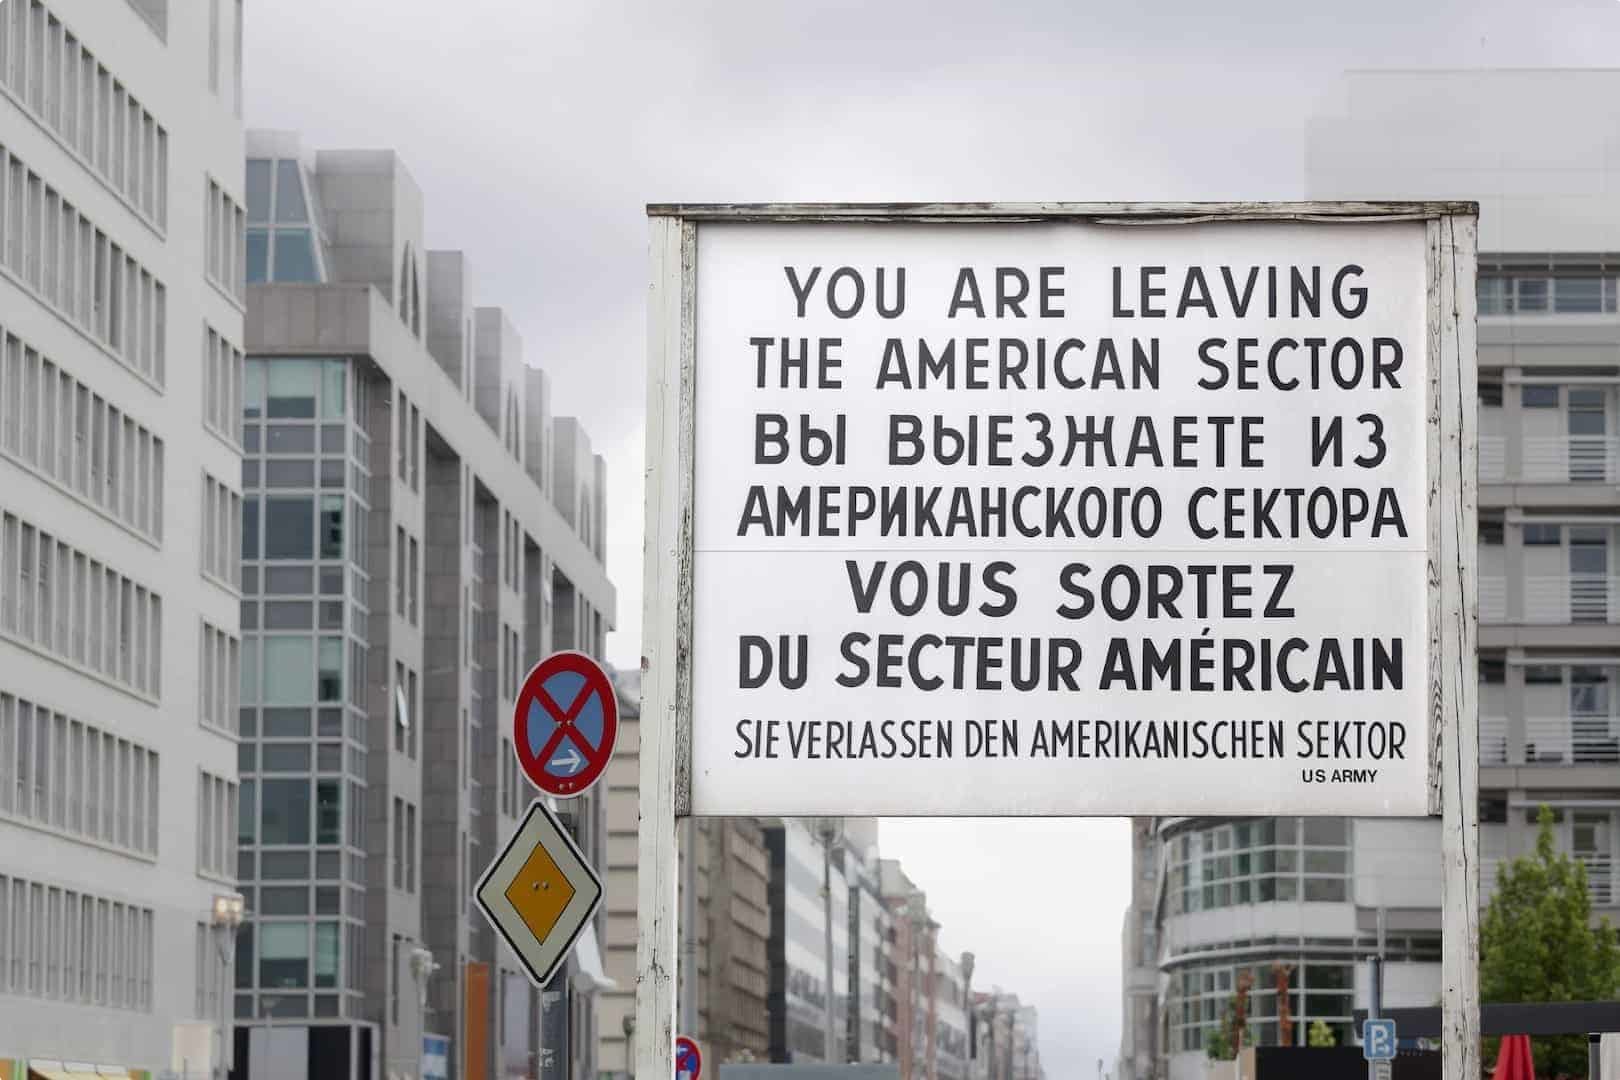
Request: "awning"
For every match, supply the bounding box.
[27,1063,75,1080]
[570,923,617,993]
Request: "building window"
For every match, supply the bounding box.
[204,177,245,300]
[197,770,236,879]
[1167,817,1351,914]
[258,923,308,990]
[0,327,165,538]
[0,9,168,228]
[0,870,153,1009]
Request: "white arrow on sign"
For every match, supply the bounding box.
[474,800,603,988]
[550,746,584,774]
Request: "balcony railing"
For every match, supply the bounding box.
[1479,575,1620,623]
[1480,714,1620,765]
[1480,437,1505,482]
[1475,435,1620,483]
[1524,715,1620,764]
[1482,855,1613,906]
[1480,715,1508,765]
[1583,855,1616,906]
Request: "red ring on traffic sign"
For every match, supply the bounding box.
[513,651,619,798]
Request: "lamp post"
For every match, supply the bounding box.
[621,1013,636,1080]
[409,946,440,1079]
[209,893,245,1080]
[814,818,842,1063]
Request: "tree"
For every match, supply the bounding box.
[1204,971,1257,1061]
[1271,963,1295,1047]
[1480,805,1620,1078]
[1307,1020,1336,1048]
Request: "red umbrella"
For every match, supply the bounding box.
[1491,1034,1535,1080]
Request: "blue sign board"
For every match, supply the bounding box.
[1362,1018,1397,1061]
[423,1034,452,1080]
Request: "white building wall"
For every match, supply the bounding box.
[0,0,244,1073]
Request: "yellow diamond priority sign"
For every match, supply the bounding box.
[475,800,603,987]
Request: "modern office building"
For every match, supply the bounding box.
[968,991,1041,1080]
[932,952,969,1080]
[844,832,898,1065]
[0,0,245,1076]
[237,130,614,1080]
[1121,68,1620,1080]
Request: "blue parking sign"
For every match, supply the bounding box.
[1363,1018,1397,1061]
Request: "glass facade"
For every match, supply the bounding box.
[1166,956,1356,1052]
[1167,818,1351,914]
[235,356,371,1021]
[245,157,323,284]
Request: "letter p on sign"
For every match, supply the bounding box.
[1363,1018,1397,1061]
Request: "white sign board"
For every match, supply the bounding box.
[671,213,1471,817]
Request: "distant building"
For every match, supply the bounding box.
[237,131,614,1080]
[1123,68,1620,1080]
[0,0,245,1075]
[845,833,898,1064]
[767,820,851,1062]
[598,686,772,1074]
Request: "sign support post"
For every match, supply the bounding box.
[1428,213,1480,1080]
[638,214,696,1080]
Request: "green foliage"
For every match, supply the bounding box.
[1480,805,1620,1078]
[1203,984,1257,1062]
[1307,1020,1336,1048]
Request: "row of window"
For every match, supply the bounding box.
[0,873,155,1010]
[396,389,420,492]
[1168,957,1355,1052]
[0,325,166,540]
[0,509,163,697]
[244,494,362,566]
[240,634,353,707]
[391,797,417,894]
[200,619,242,736]
[238,739,362,781]
[238,777,361,851]
[241,920,346,995]
[201,471,243,588]
[198,769,237,880]
[205,177,246,301]
[0,690,159,856]
[1479,273,1620,315]
[205,324,245,445]
[394,526,419,626]
[1167,818,1352,915]
[0,143,168,383]
[0,0,170,228]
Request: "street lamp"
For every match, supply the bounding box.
[621,1013,636,1080]
[209,893,245,1080]
[813,818,843,1063]
[409,946,440,1077]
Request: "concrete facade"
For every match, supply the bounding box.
[1119,68,1620,1080]
[239,131,614,1080]
[0,0,245,1074]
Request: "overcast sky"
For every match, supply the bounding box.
[246,1,1620,1072]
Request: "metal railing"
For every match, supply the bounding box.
[1479,577,1506,622]
[1475,434,1620,483]
[1481,855,1613,906]
[1581,855,1615,906]
[1479,714,1620,765]
[1522,435,1620,483]
[1524,574,1620,623]
[1479,436,1506,482]
[1479,716,1508,765]
[1523,714,1620,765]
